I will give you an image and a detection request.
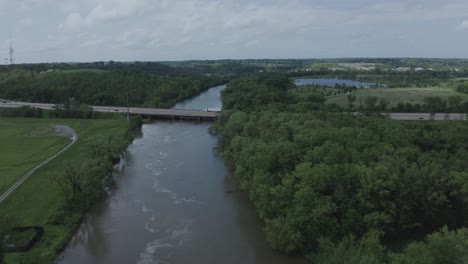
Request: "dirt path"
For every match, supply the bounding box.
[0,125,78,203]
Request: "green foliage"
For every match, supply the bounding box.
[309,232,387,264]
[128,115,143,132]
[327,87,468,112]
[0,106,43,118]
[215,74,468,259]
[0,118,136,264]
[54,120,136,215]
[390,227,468,264]
[456,81,468,95]
[0,67,225,108]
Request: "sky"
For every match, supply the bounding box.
[1,0,468,63]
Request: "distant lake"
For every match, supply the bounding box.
[294,78,384,88]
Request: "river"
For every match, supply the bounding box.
[58,85,307,264]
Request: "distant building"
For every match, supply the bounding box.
[393,67,412,72]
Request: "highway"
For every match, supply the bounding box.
[0,101,466,121]
[0,101,219,119]
[388,113,466,121]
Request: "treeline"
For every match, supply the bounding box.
[0,61,176,75]
[0,69,226,108]
[50,116,141,221]
[213,74,468,262]
[42,116,141,263]
[166,60,265,75]
[0,104,111,119]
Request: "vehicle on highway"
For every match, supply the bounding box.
[203,108,222,112]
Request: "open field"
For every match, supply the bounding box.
[44,69,108,75]
[327,87,468,107]
[0,121,70,195]
[0,118,128,264]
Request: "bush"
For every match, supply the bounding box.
[390,227,468,264]
[308,232,387,264]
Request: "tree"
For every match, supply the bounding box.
[309,232,387,264]
[390,227,468,264]
[378,99,390,112]
[447,96,461,112]
[364,96,379,112]
[347,94,357,110]
[54,163,89,202]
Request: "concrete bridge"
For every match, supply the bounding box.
[1,101,466,121]
[0,101,219,120]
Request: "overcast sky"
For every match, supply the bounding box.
[1,0,468,63]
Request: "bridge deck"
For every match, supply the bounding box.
[0,102,219,119]
[1,101,466,121]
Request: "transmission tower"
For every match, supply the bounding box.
[9,33,14,65]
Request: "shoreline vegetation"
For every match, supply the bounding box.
[0,116,141,264]
[1,59,468,263]
[0,63,228,110]
[213,73,468,263]
[0,62,225,264]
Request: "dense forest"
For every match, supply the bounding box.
[0,63,227,108]
[213,74,468,262]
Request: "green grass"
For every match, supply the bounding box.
[4,228,38,249]
[0,118,128,263]
[52,69,108,74]
[326,87,468,107]
[0,121,70,194]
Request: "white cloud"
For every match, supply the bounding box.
[62,0,147,30]
[3,0,468,62]
[457,20,468,30]
[87,0,146,22]
[19,17,33,26]
[81,38,104,47]
[62,12,89,29]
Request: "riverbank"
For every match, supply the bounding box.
[58,84,307,264]
[212,74,468,262]
[1,117,140,264]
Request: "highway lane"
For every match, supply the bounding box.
[0,101,219,118]
[0,101,466,120]
[389,113,466,121]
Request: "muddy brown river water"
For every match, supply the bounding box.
[58,85,307,264]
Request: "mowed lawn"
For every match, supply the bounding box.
[0,118,128,264]
[0,120,70,194]
[327,87,468,107]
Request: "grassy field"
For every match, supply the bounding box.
[0,121,70,194]
[0,118,128,264]
[51,69,108,75]
[326,87,468,107]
